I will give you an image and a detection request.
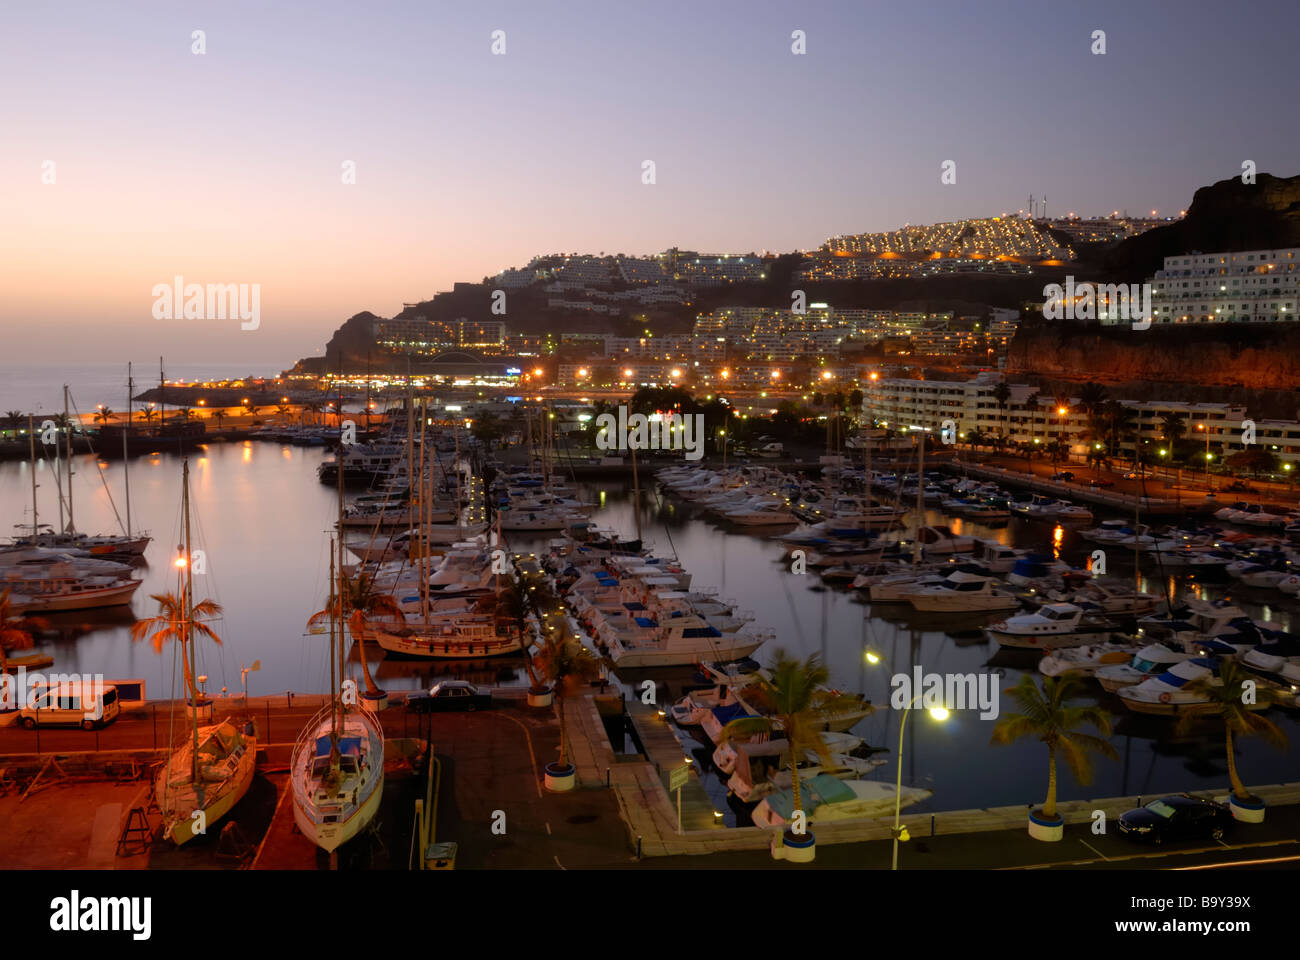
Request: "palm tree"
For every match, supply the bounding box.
[991,381,1012,442]
[3,410,22,432]
[990,673,1117,823]
[491,573,546,694]
[1159,412,1186,451]
[1024,390,1042,447]
[1078,381,1108,418]
[532,622,603,777]
[130,591,223,702]
[1100,400,1138,460]
[307,570,398,698]
[93,406,114,425]
[210,409,226,430]
[1175,660,1288,804]
[0,589,49,675]
[720,650,868,842]
[138,407,156,425]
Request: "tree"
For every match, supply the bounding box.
[3,411,23,432]
[1099,400,1138,459]
[532,619,603,777]
[93,407,113,426]
[0,589,49,675]
[1175,660,1288,804]
[130,591,223,703]
[307,570,399,698]
[1226,448,1279,477]
[1079,381,1108,417]
[138,407,156,424]
[1024,390,1042,446]
[721,650,868,842]
[991,381,1012,441]
[493,572,545,694]
[210,409,226,430]
[990,673,1117,822]
[1159,412,1186,452]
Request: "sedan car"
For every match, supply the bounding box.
[1051,471,1075,482]
[405,680,493,713]
[1117,794,1233,844]
[1089,478,1116,488]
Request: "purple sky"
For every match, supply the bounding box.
[2,0,1296,366]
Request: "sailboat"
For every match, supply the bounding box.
[11,381,152,557]
[148,459,257,845]
[291,391,385,854]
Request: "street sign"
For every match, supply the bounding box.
[669,763,689,792]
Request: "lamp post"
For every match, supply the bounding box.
[866,650,948,870]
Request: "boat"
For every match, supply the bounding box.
[1096,644,1194,693]
[751,773,930,828]
[724,739,886,803]
[152,460,257,845]
[1116,657,1268,716]
[989,603,1117,649]
[907,571,1022,613]
[1038,642,1137,677]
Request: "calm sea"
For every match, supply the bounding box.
[0,362,286,416]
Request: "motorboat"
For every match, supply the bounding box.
[751,773,930,828]
[1038,641,1137,677]
[989,603,1115,649]
[907,571,1022,613]
[1096,644,1194,693]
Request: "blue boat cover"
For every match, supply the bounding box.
[314,735,362,758]
[623,602,646,611]
[766,774,856,819]
[633,616,657,627]
[710,702,752,725]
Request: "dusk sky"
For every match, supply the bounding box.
[2,0,1296,367]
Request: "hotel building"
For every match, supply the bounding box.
[1117,247,1300,325]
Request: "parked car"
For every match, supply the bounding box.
[1089,478,1116,488]
[18,682,120,730]
[1051,472,1074,481]
[1117,794,1233,845]
[405,680,493,713]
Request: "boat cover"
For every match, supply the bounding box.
[314,735,362,758]
[766,774,855,819]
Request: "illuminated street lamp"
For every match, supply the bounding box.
[865,650,948,870]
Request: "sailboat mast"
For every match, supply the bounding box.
[912,429,925,567]
[124,364,133,536]
[28,414,38,538]
[64,385,75,533]
[328,538,339,750]
[453,418,463,539]
[631,439,642,543]
[419,399,429,624]
[182,459,200,783]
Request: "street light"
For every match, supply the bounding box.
[866,650,948,870]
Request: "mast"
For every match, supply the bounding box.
[124,364,133,536]
[631,437,642,543]
[181,459,200,783]
[328,537,339,756]
[28,414,38,538]
[912,429,925,567]
[159,357,165,433]
[419,398,429,624]
[453,417,463,539]
[64,385,75,533]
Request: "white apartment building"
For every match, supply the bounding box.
[863,372,1300,465]
[1128,247,1300,325]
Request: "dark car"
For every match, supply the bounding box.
[1089,478,1116,488]
[405,680,493,713]
[1117,794,1233,845]
[1051,471,1074,481]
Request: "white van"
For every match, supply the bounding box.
[18,682,120,730]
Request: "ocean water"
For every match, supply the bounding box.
[0,362,285,416]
